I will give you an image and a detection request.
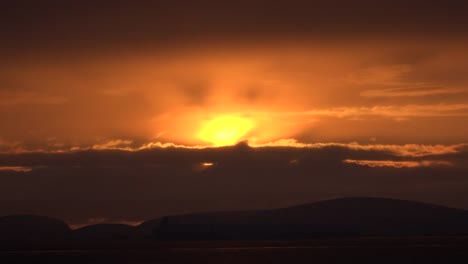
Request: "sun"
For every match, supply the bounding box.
[198,116,254,146]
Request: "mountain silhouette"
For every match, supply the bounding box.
[131,218,162,239]
[72,223,134,240]
[146,197,468,240]
[0,215,71,241]
[3,197,468,241]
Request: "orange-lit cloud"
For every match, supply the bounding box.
[1,137,466,161]
[92,140,133,150]
[272,104,468,119]
[0,166,33,172]
[69,217,143,230]
[360,87,465,98]
[343,159,453,168]
[253,139,467,157]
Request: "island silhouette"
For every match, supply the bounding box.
[2,197,468,241]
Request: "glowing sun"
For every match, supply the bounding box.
[199,116,254,146]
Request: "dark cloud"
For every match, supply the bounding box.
[180,80,212,106]
[238,87,268,103]
[0,144,467,225]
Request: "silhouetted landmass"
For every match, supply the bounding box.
[2,197,468,242]
[148,197,468,240]
[0,215,70,241]
[131,218,162,239]
[72,224,134,240]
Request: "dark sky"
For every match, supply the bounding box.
[0,1,467,227]
[2,1,468,56]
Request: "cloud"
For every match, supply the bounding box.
[347,64,414,86]
[139,142,206,150]
[69,217,143,230]
[360,86,466,98]
[0,166,32,172]
[253,139,467,157]
[1,138,466,159]
[348,63,467,101]
[0,143,467,226]
[343,159,453,168]
[92,140,133,150]
[275,104,468,119]
[179,80,212,106]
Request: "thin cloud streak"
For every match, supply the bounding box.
[253,139,467,157]
[343,159,453,168]
[275,104,468,119]
[360,87,466,98]
[69,217,143,230]
[92,140,134,150]
[0,166,33,172]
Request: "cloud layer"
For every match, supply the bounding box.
[0,143,467,226]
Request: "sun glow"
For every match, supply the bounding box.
[198,116,254,146]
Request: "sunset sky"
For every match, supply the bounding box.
[1,1,468,227]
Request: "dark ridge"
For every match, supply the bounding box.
[144,197,468,240]
[72,224,134,240]
[131,218,162,239]
[3,197,468,241]
[0,215,71,241]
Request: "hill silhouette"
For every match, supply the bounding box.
[0,215,70,241]
[2,198,468,241]
[72,224,134,240]
[132,218,162,239]
[147,197,468,240]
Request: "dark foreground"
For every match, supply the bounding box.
[2,236,468,264]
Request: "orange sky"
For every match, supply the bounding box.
[1,1,468,152]
[1,39,467,151]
